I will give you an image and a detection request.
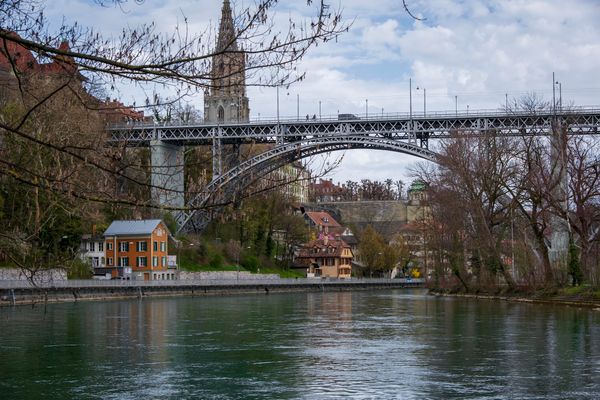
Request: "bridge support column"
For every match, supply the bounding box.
[549,119,569,284]
[212,136,223,179]
[151,140,185,210]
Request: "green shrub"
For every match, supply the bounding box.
[241,255,260,273]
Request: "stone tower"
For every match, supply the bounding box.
[204,0,250,123]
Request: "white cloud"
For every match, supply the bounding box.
[42,0,600,183]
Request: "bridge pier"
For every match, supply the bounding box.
[212,136,223,178]
[150,140,185,210]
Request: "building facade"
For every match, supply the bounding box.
[310,179,343,202]
[79,234,106,276]
[295,236,353,279]
[103,219,176,281]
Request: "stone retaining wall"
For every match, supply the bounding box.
[178,271,280,280]
[0,268,66,284]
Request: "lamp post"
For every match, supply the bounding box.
[555,80,562,112]
[297,93,300,121]
[409,78,413,120]
[416,86,426,117]
[552,72,556,117]
[319,100,322,119]
[455,95,458,116]
[365,99,368,118]
[276,86,280,123]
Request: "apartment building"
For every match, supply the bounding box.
[103,219,176,281]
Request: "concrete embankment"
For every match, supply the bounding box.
[430,291,600,310]
[0,279,424,307]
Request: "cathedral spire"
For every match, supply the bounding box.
[217,0,238,52]
[204,0,250,123]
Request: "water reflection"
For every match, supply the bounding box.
[0,291,599,399]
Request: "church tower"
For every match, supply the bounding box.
[204,0,250,123]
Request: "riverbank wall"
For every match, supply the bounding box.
[430,291,600,310]
[0,278,424,307]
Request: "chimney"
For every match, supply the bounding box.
[324,233,329,246]
[92,224,96,236]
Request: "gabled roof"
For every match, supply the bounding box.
[296,238,352,259]
[103,219,165,236]
[305,211,341,228]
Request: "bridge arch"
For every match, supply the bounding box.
[177,136,436,231]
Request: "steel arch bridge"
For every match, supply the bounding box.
[108,107,600,232]
[177,136,435,232]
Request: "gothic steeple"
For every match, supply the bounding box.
[217,0,238,52]
[204,0,249,123]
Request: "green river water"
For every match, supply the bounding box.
[0,289,599,399]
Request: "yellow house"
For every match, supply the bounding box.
[296,236,353,279]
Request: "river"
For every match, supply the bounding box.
[0,289,599,399]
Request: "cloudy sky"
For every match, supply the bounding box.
[46,0,600,184]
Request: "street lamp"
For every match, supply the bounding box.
[365,98,368,118]
[455,95,458,116]
[409,78,413,120]
[416,86,426,117]
[555,80,562,112]
[552,72,556,116]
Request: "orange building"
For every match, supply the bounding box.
[103,220,175,281]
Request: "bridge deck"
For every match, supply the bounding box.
[110,108,600,146]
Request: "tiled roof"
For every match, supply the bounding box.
[103,220,164,236]
[296,238,351,259]
[305,211,341,227]
[0,32,78,76]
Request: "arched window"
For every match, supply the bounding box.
[218,106,225,122]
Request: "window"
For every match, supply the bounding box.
[161,256,166,267]
[218,106,225,122]
[107,242,113,251]
[136,241,147,252]
[90,242,96,252]
[108,257,113,266]
[119,242,129,252]
[137,257,147,267]
[119,257,129,267]
[160,242,166,252]
[153,241,158,251]
[152,256,158,267]
[101,257,105,266]
[98,242,104,252]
